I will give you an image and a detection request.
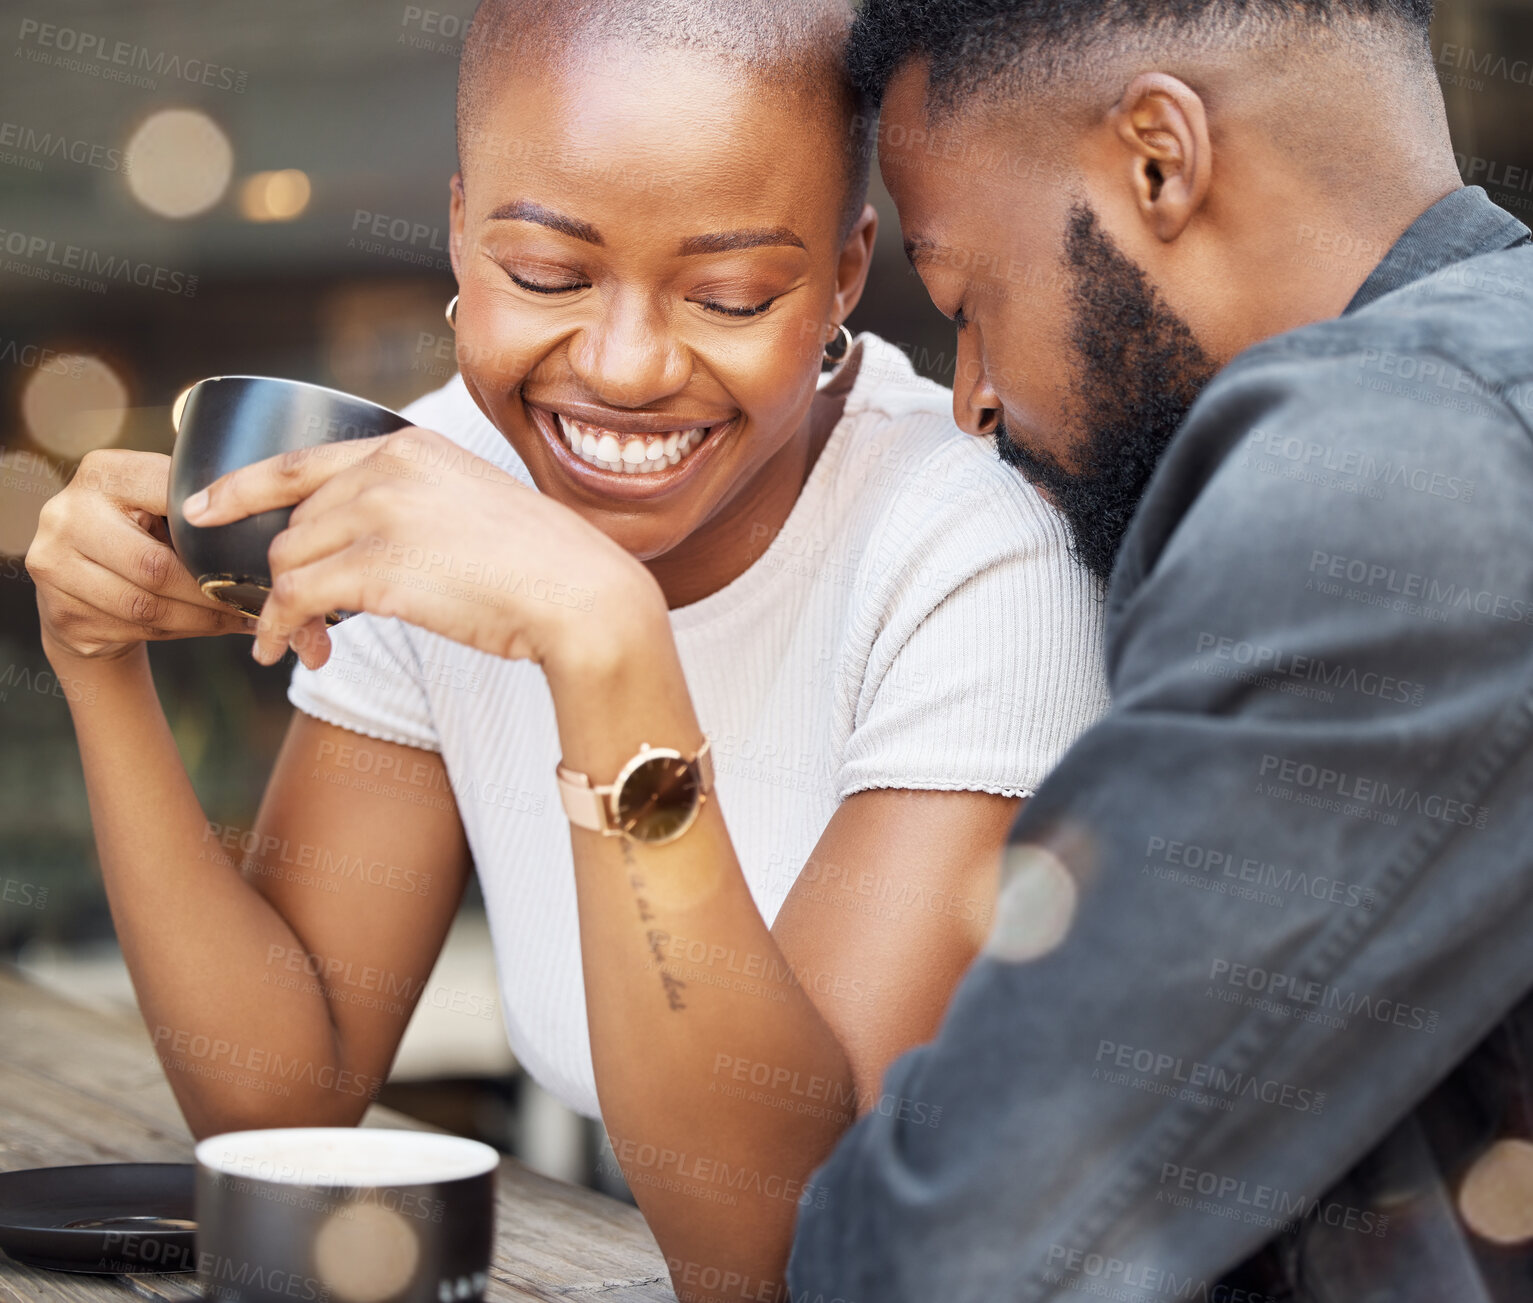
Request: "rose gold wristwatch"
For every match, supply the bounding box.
[555,739,713,846]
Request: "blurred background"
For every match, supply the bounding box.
[1,0,1529,1195]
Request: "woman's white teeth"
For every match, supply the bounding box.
[555,414,709,474]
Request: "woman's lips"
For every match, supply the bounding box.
[523,401,733,499]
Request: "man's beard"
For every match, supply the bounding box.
[996,204,1220,585]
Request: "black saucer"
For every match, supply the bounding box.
[0,1164,196,1274]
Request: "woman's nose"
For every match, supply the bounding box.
[566,296,691,409]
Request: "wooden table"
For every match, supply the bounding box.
[0,968,675,1301]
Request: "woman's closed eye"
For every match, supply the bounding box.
[500,259,785,318]
[694,295,780,319]
[507,269,590,296]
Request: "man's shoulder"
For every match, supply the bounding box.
[1262,240,1533,407]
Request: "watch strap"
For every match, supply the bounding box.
[555,765,612,833]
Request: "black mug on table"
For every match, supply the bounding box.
[194,1127,499,1303]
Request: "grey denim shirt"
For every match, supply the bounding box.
[789,187,1533,1303]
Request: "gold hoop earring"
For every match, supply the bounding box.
[445,294,460,331]
[823,322,854,368]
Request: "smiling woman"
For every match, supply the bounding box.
[22,2,1111,1301]
[442,0,880,587]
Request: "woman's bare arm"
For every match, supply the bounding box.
[52,653,471,1136]
[28,449,470,1136]
[551,632,1013,1303]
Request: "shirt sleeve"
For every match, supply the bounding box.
[790,344,1533,1301]
[288,614,442,752]
[833,434,1111,801]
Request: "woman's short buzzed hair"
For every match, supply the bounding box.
[457,0,875,239]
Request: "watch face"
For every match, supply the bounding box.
[616,753,701,844]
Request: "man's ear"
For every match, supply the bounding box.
[832,203,880,324]
[1106,74,1212,242]
[449,172,467,282]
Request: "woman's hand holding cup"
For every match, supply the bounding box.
[26,448,256,666]
[182,426,661,677]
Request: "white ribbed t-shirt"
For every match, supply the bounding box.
[288,333,1110,1117]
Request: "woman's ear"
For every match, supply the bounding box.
[831,203,880,325]
[449,173,467,282]
[1106,74,1212,242]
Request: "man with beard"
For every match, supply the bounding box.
[789,2,1533,1301]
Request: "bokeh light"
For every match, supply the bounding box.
[985,844,1078,963]
[312,1204,420,1303]
[0,450,66,557]
[124,109,234,219]
[21,355,129,460]
[237,169,312,222]
[1459,1138,1533,1245]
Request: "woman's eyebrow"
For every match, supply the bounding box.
[486,200,603,245]
[678,227,807,255]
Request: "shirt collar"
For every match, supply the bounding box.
[1345,186,1531,315]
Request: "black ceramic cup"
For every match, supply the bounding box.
[194,1127,499,1303]
[168,376,413,620]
